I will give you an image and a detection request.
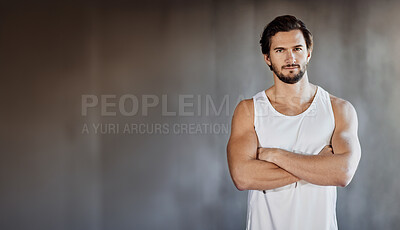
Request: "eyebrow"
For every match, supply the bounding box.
[273,45,304,50]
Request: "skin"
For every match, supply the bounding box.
[227,30,361,191]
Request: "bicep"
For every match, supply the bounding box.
[227,101,279,168]
[331,99,361,167]
[227,100,258,161]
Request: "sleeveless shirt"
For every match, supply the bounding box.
[246,85,337,230]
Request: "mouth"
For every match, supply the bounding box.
[283,66,299,70]
[283,64,300,70]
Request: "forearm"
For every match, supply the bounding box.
[267,149,348,186]
[234,159,299,191]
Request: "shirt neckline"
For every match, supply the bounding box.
[262,86,320,118]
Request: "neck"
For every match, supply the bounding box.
[270,71,316,105]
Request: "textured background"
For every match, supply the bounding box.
[1,0,399,229]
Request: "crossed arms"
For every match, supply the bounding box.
[226,96,361,191]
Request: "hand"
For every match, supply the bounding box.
[318,145,334,155]
[257,147,279,163]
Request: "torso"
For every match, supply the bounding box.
[246,84,339,230]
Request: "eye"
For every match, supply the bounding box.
[294,47,302,51]
[275,49,283,53]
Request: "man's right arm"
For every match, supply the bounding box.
[227,99,299,191]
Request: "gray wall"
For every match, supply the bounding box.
[1,0,399,229]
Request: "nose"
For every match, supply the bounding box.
[286,50,296,63]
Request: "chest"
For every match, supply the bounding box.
[269,101,313,116]
[254,104,334,155]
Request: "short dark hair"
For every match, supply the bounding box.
[260,15,313,56]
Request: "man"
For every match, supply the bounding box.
[227,15,361,230]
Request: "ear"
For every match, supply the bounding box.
[306,49,312,63]
[263,54,271,66]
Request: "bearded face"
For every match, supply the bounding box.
[269,62,308,84]
[265,30,311,84]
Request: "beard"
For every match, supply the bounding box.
[270,62,307,84]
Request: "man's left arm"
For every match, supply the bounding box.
[258,96,361,187]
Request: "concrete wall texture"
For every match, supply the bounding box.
[1,0,399,229]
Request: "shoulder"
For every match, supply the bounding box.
[329,94,357,117]
[234,99,254,118]
[230,99,255,132]
[329,94,358,129]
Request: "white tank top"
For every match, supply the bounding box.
[246,85,337,230]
